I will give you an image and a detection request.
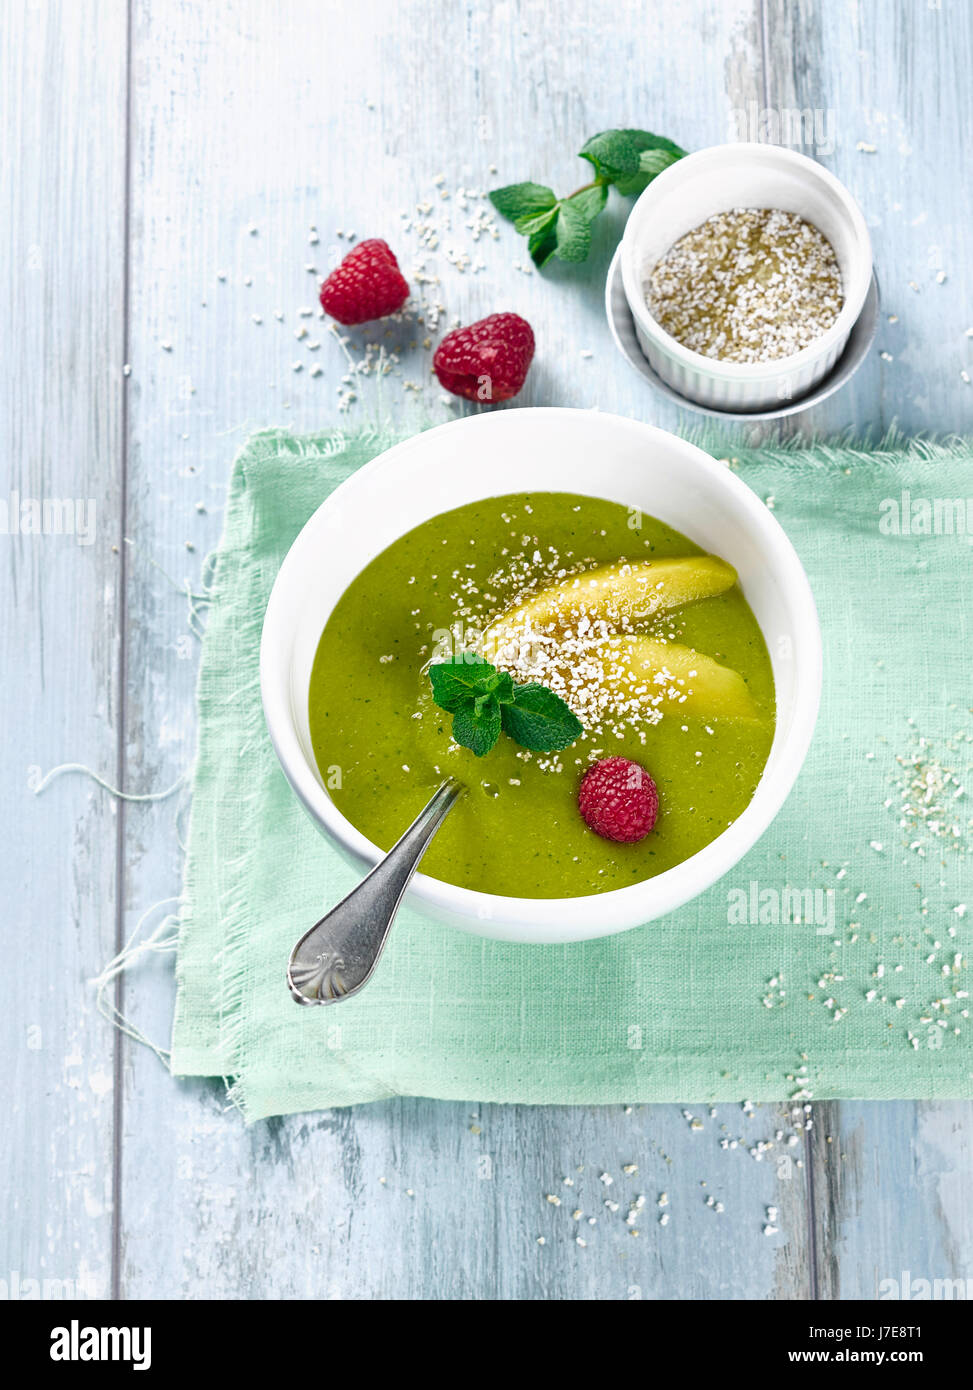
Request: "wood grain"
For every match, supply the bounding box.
[3,0,970,1301]
[761,0,973,439]
[116,0,813,1300]
[763,0,973,1296]
[0,0,129,1301]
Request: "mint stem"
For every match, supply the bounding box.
[566,177,605,199]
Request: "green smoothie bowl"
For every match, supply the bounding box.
[260,408,821,944]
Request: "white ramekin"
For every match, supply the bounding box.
[260,408,822,945]
[620,144,873,412]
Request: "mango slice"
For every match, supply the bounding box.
[598,635,761,721]
[478,553,759,725]
[484,554,735,651]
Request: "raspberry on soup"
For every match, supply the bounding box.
[578,757,659,843]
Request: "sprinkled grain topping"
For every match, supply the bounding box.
[645,208,843,363]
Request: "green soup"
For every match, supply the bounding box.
[309,492,775,898]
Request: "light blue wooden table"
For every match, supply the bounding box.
[4,0,971,1300]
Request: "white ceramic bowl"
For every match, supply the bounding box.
[260,408,822,944]
[620,144,873,411]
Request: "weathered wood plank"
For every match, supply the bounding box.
[115,0,816,1298]
[810,1101,973,1300]
[0,0,129,1302]
[763,0,973,1296]
[761,0,973,439]
[117,1092,811,1299]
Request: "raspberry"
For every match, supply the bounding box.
[433,312,535,402]
[578,757,659,844]
[319,239,409,325]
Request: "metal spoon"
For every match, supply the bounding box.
[287,778,463,1005]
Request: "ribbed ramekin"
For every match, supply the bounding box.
[620,144,873,412]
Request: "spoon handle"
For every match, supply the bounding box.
[287,778,462,1005]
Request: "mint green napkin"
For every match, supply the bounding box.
[171,427,973,1120]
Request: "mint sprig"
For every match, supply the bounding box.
[427,653,583,758]
[489,128,687,267]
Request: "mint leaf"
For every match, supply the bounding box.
[476,668,515,704]
[513,205,559,237]
[524,189,608,266]
[554,202,592,262]
[490,128,686,269]
[500,683,583,753]
[639,145,686,173]
[428,653,494,713]
[615,144,686,196]
[528,219,560,267]
[489,182,557,223]
[631,131,687,158]
[579,129,647,180]
[565,183,609,220]
[579,129,687,185]
[425,652,583,757]
[452,700,502,757]
[553,184,608,262]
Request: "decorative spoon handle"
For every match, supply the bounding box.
[287,778,463,1005]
